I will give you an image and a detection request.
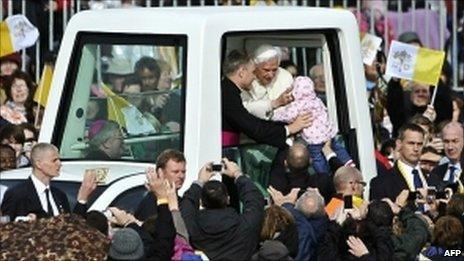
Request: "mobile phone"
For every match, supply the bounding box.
[344,195,353,209]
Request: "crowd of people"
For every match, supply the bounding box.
[1,139,463,260]
[1,35,463,260]
[1,1,464,260]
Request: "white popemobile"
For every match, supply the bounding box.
[0,7,375,211]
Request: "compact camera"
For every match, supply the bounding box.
[211,160,227,173]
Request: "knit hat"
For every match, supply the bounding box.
[108,228,144,260]
[251,240,293,261]
[0,52,22,67]
[398,31,422,46]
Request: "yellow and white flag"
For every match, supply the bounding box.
[101,84,131,128]
[0,15,39,57]
[101,84,155,135]
[33,64,53,107]
[386,40,445,86]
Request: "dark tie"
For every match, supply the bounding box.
[448,166,456,183]
[412,169,423,190]
[44,188,54,216]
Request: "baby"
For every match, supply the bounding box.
[272,76,353,173]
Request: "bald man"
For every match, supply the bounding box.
[268,143,337,202]
[428,122,464,191]
[309,64,326,104]
[1,143,97,220]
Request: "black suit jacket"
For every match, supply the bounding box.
[1,177,87,220]
[222,77,287,148]
[370,163,410,201]
[428,157,464,191]
[134,193,158,221]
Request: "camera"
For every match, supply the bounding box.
[211,161,226,172]
[211,164,223,172]
[343,195,353,209]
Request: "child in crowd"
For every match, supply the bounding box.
[272,76,353,173]
[0,144,17,171]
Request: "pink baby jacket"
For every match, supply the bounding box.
[272,76,337,144]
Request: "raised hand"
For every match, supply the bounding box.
[222,158,242,179]
[165,180,179,211]
[272,87,294,108]
[77,169,98,203]
[198,163,214,184]
[145,167,167,199]
[347,236,369,257]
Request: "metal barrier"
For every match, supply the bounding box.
[0,0,462,91]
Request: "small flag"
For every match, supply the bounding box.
[33,64,53,107]
[0,15,39,57]
[101,84,131,128]
[101,84,155,135]
[386,40,445,86]
[361,33,383,66]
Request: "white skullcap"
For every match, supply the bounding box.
[253,45,282,64]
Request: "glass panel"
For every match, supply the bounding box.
[59,35,186,162]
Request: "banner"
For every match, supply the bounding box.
[361,33,383,66]
[385,40,445,86]
[0,15,39,57]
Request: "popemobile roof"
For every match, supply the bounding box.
[65,6,358,35]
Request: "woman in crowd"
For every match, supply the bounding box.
[2,71,37,124]
[318,200,394,260]
[0,52,21,105]
[260,204,299,258]
[421,215,463,260]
